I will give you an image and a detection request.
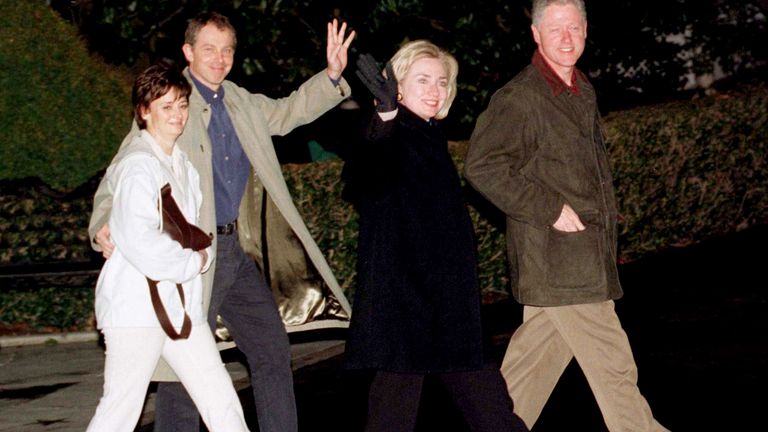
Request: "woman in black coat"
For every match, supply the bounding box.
[343,40,527,432]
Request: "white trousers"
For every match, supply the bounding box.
[501,301,670,432]
[86,325,249,432]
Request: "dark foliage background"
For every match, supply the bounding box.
[50,0,768,137]
[0,1,132,190]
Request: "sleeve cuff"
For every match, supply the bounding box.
[328,75,346,97]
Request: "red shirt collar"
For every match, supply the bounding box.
[531,50,586,97]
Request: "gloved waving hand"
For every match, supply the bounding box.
[355,53,398,113]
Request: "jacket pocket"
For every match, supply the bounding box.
[545,225,604,289]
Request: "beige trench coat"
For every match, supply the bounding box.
[89,69,352,380]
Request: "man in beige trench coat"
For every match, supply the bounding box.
[89,11,355,432]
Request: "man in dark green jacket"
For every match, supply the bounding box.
[464,1,669,430]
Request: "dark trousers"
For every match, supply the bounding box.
[365,369,528,432]
[154,233,297,432]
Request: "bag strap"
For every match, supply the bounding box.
[146,278,192,340]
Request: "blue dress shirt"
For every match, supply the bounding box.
[190,73,250,226]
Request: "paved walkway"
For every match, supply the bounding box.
[0,335,344,432]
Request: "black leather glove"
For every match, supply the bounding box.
[355,53,398,112]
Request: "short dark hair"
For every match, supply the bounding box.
[184,11,237,47]
[132,62,191,130]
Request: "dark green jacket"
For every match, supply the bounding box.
[464,59,622,306]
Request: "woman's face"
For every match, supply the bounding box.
[142,88,189,145]
[398,56,448,121]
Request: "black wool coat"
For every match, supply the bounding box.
[342,107,484,373]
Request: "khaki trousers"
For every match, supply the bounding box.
[501,300,669,432]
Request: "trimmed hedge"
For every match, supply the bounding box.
[0,1,131,191]
[1,85,767,331]
[0,285,95,334]
[3,2,765,333]
[0,179,96,264]
[605,88,768,261]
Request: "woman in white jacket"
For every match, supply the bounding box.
[87,63,249,432]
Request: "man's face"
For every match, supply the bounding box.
[531,3,587,82]
[182,23,235,91]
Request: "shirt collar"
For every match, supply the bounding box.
[189,70,225,105]
[140,129,180,163]
[531,50,586,97]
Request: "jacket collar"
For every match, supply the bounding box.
[187,69,225,105]
[398,104,440,130]
[394,105,446,147]
[531,50,587,97]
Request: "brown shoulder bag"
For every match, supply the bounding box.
[147,183,212,340]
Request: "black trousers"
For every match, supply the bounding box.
[153,233,296,432]
[365,368,529,432]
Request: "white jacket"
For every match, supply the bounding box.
[95,130,211,329]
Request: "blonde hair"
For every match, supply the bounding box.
[389,40,458,120]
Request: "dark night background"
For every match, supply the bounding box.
[2,1,766,430]
[49,0,768,137]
